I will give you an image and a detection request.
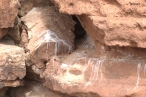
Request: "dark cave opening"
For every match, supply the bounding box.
[72,15,86,39]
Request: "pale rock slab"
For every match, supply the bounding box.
[22,6,75,68]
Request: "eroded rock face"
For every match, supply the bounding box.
[52,0,146,48]
[44,42,146,97]
[22,6,75,69]
[45,50,146,97]
[0,39,26,89]
[7,81,71,97]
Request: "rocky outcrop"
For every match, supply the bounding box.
[1,0,146,97]
[19,1,146,96]
[0,39,26,89]
[51,0,146,48]
[22,6,75,69]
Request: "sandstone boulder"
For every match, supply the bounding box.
[0,39,26,89]
[22,6,75,68]
[51,0,146,48]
